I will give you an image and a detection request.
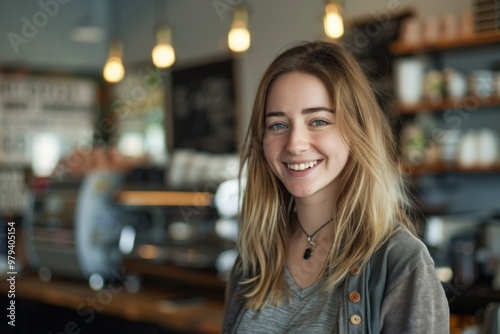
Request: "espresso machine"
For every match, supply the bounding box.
[23,150,243,289]
[23,171,126,288]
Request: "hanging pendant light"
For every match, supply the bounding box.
[103,40,125,83]
[324,0,344,39]
[228,5,250,53]
[152,25,175,68]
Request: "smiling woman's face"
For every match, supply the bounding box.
[262,71,349,202]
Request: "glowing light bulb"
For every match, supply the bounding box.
[103,56,125,83]
[152,26,175,68]
[228,24,250,53]
[228,6,250,53]
[103,41,125,83]
[324,2,344,39]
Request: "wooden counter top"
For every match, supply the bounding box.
[0,272,225,333]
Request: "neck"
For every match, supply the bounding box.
[294,198,335,235]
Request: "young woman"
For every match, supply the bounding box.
[223,41,449,333]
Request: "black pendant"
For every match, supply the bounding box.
[303,248,313,260]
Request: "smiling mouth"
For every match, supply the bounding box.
[286,160,319,171]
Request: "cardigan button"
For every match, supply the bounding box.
[350,266,361,276]
[348,291,361,303]
[350,314,362,325]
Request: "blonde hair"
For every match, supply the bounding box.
[237,41,416,310]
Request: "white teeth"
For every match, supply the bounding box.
[287,160,318,171]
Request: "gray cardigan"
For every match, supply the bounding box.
[222,227,450,333]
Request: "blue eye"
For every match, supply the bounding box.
[267,122,288,131]
[310,119,329,126]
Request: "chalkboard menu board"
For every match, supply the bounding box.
[171,58,237,154]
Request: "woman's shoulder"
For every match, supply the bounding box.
[378,226,434,266]
[369,226,435,289]
[382,226,430,254]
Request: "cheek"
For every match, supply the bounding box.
[262,136,278,159]
[327,135,349,162]
[262,140,282,173]
[337,142,350,166]
[262,141,273,164]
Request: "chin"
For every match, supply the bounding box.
[283,185,315,198]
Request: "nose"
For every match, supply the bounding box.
[286,125,310,155]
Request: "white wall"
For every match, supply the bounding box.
[0,0,109,72]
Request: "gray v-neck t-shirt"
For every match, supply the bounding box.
[236,267,341,333]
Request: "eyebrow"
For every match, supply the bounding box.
[265,107,335,118]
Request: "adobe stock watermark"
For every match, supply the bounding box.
[213,0,243,21]
[7,0,72,54]
[47,269,132,334]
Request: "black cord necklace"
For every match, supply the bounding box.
[296,215,334,260]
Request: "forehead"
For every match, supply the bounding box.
[265,72,331,111]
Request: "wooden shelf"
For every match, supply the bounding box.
[397,96,500,115]
[401,161,500,175]
[115,190,213,207]
[390,30,500,55]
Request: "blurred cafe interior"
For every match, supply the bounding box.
[1,0,500,333]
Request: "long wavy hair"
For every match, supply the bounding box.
[237,41,415,310]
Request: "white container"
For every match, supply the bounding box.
[457,130,478,168]
[394,58,426,104]
[443,67,467,98]
[477,128,500,167]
